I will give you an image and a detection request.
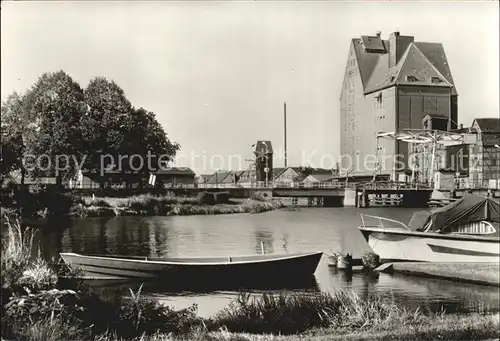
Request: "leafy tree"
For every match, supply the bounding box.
[81,77,133,188]
[0,92,34,184]
[124,108,180,168]
[24,71,85,185]
[117,108,179,188]
[82,77,179,188]
[0,131,22,183]
[2,73,181,190]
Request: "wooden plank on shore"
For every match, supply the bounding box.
[375,263,394,273]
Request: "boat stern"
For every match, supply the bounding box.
[59,253,83,272]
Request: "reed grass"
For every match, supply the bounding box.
[210,291,422,335]
[1,218,38,290]
[6,315,89,341]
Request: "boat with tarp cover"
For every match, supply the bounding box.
[358,194,500,263]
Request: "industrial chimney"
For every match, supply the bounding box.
[284,102,288,168]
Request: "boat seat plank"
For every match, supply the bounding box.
[71,253,318,264]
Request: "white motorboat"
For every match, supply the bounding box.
[359,194,500,263]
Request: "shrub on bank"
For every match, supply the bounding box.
[212,292,335,334]
[114,285,202,337]
[197,192,216,205]
[250,191,269,202]
[248,200,284,214]
[213,192,230,204]
[361,251,381,269]
[5,186,80,218]
[196,192,231,205]
[211,290,423,335]
[123,194,198,213]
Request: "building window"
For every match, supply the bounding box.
[406,75,418,82]
[374,115,386,124]
[373,93,383,109]
[430,76,442,84]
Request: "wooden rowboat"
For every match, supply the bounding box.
[60,252,323,283]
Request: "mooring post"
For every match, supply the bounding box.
[338,253,353,271]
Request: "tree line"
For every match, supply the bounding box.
[1,71,179,187]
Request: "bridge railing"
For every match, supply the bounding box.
[455,179,500,190]
[270,181,350,189]
[196,180,435,190]
[358,181,431,191]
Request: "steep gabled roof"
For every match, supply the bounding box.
[364,43,452,94]
[395,44,452,87]
[414,42,457,96]
[352,38,387,89]
[219,170,244,184]
[206,171,231,184]
[197,174,213,182]
[362,52,395,94]
[303,173,334,182]
[352,34,458,96]
[473,118,500,133]
[156,167,195,176]
[272,168,286,178]
[239,169,256,179]
[273,167,302,179]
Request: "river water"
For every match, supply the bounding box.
[9,207,500,317]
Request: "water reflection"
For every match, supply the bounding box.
[281,232,289,253]
[86,275,320,300]
[254,230,274,254]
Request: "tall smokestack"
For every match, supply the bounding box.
[284,102,288,168]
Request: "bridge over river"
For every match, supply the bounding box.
[70,181,498,208]
[167,181,434,208]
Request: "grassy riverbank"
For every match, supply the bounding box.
[1,220,498,341]
[71,193,284,217]
[102,312,499,340]
[0,190,284,221]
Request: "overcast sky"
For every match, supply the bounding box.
[2,1,498,174]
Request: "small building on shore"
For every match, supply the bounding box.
[237,169,256,188]
[273,167,302,186]
[68,166,196,189]
[3,170,59,189]
[441,118,500,189]
[203,171,230,188]
[196,174,213,188]
[155,167,196,188]
[302,172,335,187]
